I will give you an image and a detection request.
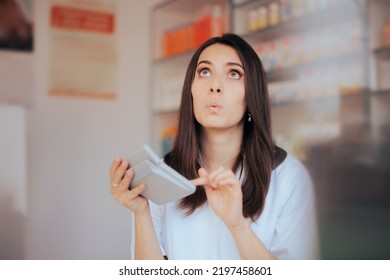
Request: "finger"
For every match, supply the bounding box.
[112,160,130,186]
[111,169,134,199]
[207,167,226,186]
[110,169,133,199]
[118,169,134,192]
[198,167,208,177]
[191,176,208,186]
[203,184,213,192]
[124,183,146,201]
[190,168,209,186]
[109,156,122,178]
[207,166,225,182]
[213,169,235,185]
[114,183,146,206]
[217,177,240,188]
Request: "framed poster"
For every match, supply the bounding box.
[0,0,34,107]
[48,0,118,100]
[0,0,33,52]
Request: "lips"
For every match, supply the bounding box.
[208,102,223,109]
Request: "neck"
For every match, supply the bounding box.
[200,127,242,172]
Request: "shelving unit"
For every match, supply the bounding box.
[232,0,368,160]
[150,0,230,154]
[373,46,390,90]
[149,0,390,259]
[234,0,359,40]
[371,88,390,96]
[374,45,390,55]
[265,50,364,83]
[368,0,390,145]
[150,0,389,157]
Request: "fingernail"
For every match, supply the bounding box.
[126,169,133,176]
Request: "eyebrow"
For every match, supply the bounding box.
[197,60,244,70]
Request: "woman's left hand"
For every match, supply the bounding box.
[191,167,246,229]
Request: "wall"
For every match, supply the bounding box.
[0,106,27,259]
[0,0,164,259]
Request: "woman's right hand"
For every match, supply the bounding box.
[109,157,149,214]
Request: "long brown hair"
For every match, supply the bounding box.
[164,33,286,220]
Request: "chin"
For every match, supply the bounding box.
[202,122,231,130]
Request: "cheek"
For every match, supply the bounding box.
[230,85,246,106]
[238,97,246,116]
[191,85,197,106]
[233,89,247,116]
[191,84,201,116]
[191,82,207,103]
[191,78,207,94]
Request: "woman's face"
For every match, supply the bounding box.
[191,44,246,131]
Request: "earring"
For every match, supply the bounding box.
[248,113,252,122]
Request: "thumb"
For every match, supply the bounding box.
[198,167,208,177]
[190,168,209,186]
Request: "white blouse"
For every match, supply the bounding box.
[130,154,320,259]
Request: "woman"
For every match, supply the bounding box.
[110,33,319,260]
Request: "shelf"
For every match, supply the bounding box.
[271,89,369,107]
[271,97,333,107]
[232,0,272,9]
[373,46,390,57]
[153,49,193,65]
[271,89,370,106]
[265,50,364,82]
[153,0,226,13]
[271,88,390,107]
[237,2,359,42]
[341,89,369,99]
[370,89,390,96]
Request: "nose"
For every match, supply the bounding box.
[210,88,221,93]
[209,73,222,94]
[209,71,223,94]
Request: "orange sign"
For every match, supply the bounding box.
[50,6,114,34]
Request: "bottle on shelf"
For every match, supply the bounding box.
[162,4,225,58]
[269,2,280,26]
[248,10,258,32]
[161,122,178,156]
[195,4,225,48]
[382,16,390,46]
[280,0,292,22]
[211,5,224,37]
[257,6,268,30]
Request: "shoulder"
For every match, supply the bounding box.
[270,154,314,202]
[274,154,311,181]
[265,155,319,259]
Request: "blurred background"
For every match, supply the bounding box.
[0,0,389,259]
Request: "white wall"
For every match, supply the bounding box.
[19,0,162,259]
[0,105,27,259]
